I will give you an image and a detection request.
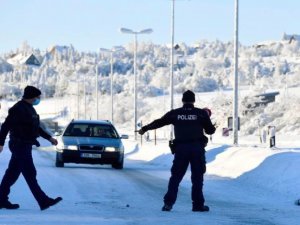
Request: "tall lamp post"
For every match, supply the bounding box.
[99,47,123,123]
[170,0,175,140]
[95,60,99,120]
[120,27,153,140]
[233,0,239,145]
[84,72,86,119]
[75,63,81,119]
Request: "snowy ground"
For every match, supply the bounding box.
[0,86,299,224]
[0,132,299,225]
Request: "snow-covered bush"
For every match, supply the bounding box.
[0,40,299,134]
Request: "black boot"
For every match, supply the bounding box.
[192,205,209,212]
[161,204,172,211]
[0,200,20,209]
[40,197,62,211]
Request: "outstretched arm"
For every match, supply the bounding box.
[138,111,173,135]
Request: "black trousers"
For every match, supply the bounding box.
[164,142,206,207]
[0,140,49,206]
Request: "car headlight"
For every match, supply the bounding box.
[66,145,78,150]
[105,147,117,152]
[57,144,78,150]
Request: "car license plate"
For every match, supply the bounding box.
[81,153,101,159]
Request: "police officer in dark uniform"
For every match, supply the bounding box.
[138,90,215,212]
[0,86,62,210]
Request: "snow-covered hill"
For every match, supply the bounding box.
[0,40,300,135]
[0,39,300,224]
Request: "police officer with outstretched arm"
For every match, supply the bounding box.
[0,86,62,210]
[138,90,215,212]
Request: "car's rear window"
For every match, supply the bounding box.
[63,123,119,138]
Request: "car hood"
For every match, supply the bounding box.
[60,136,122,148]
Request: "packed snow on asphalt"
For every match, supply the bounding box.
[0,131,299,225]
[1,86,300,224]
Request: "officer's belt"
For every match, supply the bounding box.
[173,138,203,144]
[10,136,36,145]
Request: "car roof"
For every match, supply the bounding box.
[69,119,113,126]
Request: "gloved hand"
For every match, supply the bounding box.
[50,137,58,146]
[203,107,212,117]
[138,128,146,135]
[34,140,40,147]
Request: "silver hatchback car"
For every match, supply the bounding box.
[55,120,128,169]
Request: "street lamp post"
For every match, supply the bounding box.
[233,0,239,145]
[170,0,175,140]
[77,71,80,119]
[99,47,123,123]
[120,27,153,140]
[84,72,86,119]
[95,62,99,120]
[110,52,113,123]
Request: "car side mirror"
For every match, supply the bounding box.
[120,134,129,139]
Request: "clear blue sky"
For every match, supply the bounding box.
[0,0,299,53]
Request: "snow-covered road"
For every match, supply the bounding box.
[0,138,299,225]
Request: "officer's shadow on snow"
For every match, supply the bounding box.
[148,153,173,167]
[236,151,300,197]
[141,144,230,168]
[205,144,230,163]
[124,143,139,157]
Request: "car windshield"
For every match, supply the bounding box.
[63,123,119,138]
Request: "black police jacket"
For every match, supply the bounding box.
[142,104,216,144]
[0,100,51,146]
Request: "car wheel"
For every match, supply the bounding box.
[55,152,64,167]
[112,159,123,170]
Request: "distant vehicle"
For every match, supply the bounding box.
[55,120,128,169]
